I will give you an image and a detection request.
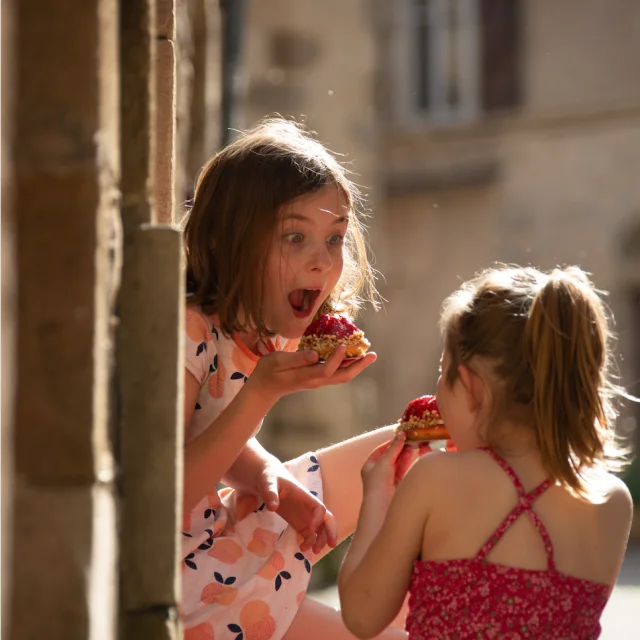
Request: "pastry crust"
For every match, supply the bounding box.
[298,315,370,360]
[398,426,450,442]
[297,332,370,360]
[395,395,450,442]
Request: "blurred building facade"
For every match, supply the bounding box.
[237,0,640,462]
[4,2,639,638]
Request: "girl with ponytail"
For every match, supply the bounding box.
[338,265,633,640]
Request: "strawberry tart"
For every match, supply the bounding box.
[298,314,370,360]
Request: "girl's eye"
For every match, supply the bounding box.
[285,233,304,244]
[327,234,344,246]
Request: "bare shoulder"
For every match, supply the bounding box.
[405,450,495,521]
[582,472,634,554]
[590,473,634,578]
[409,449,488,483]
[600,473,633,520]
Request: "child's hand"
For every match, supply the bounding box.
[245,345,377,405]
[361,432,418,503]
[257,458,338,554]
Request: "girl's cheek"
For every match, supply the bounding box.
[333,244,345,263]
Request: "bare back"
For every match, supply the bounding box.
[420,448,632,586]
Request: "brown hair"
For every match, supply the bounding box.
[440,265,628,495]
[181,117,378,337]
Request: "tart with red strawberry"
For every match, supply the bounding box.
[298,314,370,360]
[396,395,450,442]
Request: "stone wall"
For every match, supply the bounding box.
[175,0,222,209]
[118,2,183,638]
[6,1,121,637]
[1,1,16,635]
[3,1,184,638]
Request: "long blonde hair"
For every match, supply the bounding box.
[440,265,629,495]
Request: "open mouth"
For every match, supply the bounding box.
[288,289,321,319]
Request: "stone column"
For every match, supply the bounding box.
[175,0,222,211]
[155,0,177,224]
[1,0,16,635]
[8,0,120,638]
[118,1,184,638]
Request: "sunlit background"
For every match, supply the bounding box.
[179,0,640,626]
[172,0,640,631]
[176,0,640,458]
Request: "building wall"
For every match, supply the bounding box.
[376,0,640,426]
[242,0,384,457]
[523,0,640,111]
[379,122,640,423]
[243,0,640,455]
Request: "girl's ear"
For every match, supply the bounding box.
[457,364,484,414]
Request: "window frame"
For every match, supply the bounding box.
[393,0,481,127]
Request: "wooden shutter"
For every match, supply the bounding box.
[480,0,522,112]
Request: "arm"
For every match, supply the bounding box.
[183,345,377,515]
[222,435,339,553]
[339,458,432,640]
[185,370,337,551]
[183,369,275,513]
[221,437,277,494]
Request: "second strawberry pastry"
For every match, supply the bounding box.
[395,395,450,442]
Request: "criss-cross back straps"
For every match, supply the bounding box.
[476,447,556,570]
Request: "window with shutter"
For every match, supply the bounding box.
[395,0,521,125]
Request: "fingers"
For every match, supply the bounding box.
[417,442,433,457]
[364,431,406,470]
[316,348,377,382]
[394,444,417,483]
[272,349,319,369]
[274,348,377,395]
[366,438,394,465]
[321,344,349,375]
[381,431,407,465]
[323,509,338,548]
[338,355,364,369]
[309,507,337,555]
[299,505,323,552]
[445,439,457,452]
[332,352,377,379]
[312,527,327,555]
[258,471,280,511]
[299,531,315,552]
[307,502,326,533]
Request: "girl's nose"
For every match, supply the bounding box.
[309,243,333,273]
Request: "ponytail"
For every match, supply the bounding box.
[524,268,610,494]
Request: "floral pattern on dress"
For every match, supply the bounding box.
[182,307,314,640]
[407,558,609,639]
[182,451,323,640]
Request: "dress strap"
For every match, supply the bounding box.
[476,447,556,570]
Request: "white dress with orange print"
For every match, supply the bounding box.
[182,306,323,640]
